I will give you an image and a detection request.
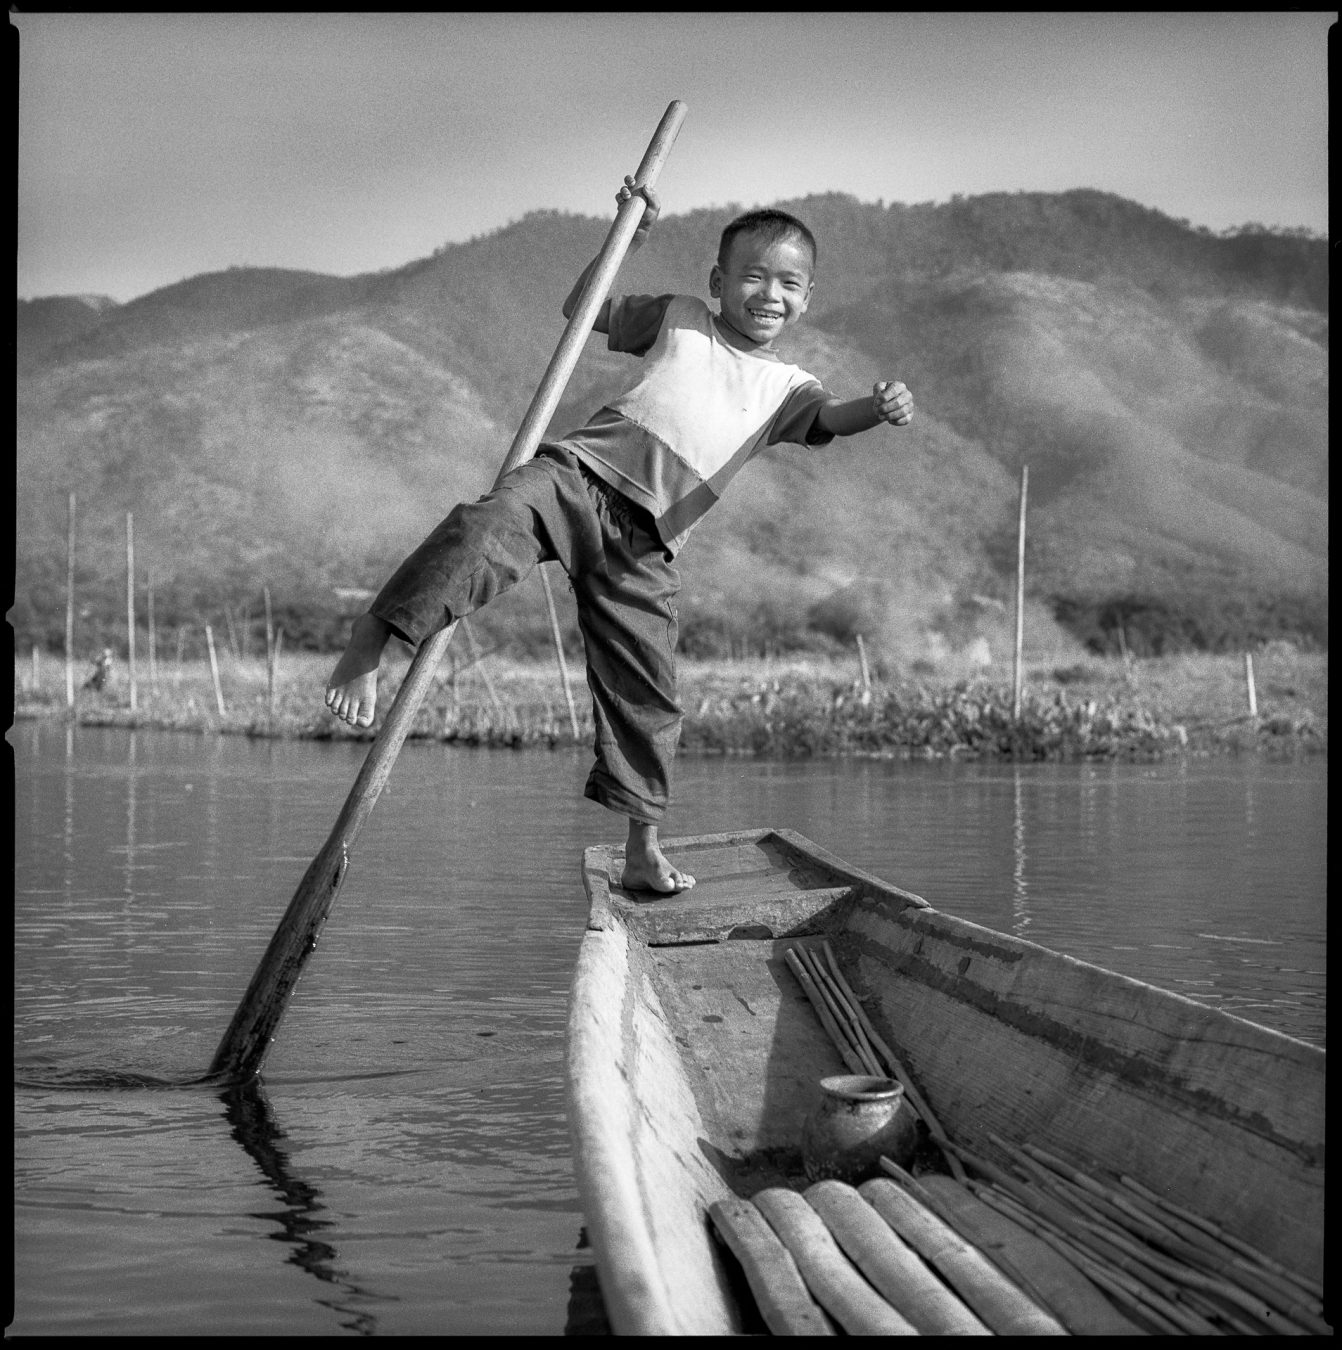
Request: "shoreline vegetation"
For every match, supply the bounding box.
[14,645,1326,761]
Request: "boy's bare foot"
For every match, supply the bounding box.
[622,820,695,895]
[324,612,392,727]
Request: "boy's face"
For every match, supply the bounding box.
[709,231,814,349]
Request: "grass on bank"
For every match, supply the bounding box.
[14,640,1326,760]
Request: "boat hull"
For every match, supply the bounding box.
[565,829,1325,1334]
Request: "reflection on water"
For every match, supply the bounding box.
[221,1079,388,1335]
[725,755,1325,1042]
[14,723,604,1335]
[12,722,1326,1334]
[1012,767,1029,935]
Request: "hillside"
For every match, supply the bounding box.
[13,190,1328,665]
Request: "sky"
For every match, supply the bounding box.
[13,11,1335,303]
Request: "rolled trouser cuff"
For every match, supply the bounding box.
[584,765,666,824]
[369,599,438,648]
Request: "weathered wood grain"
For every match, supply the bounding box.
[804,1180,992,1335]
[708,1197,835,1335]
[752,1187,919,1334]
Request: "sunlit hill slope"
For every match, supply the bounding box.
[14,190,1327,663]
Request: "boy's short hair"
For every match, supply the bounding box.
[718,209,818,276]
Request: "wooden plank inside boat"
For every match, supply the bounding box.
[597,828,929,946]
[648,938,845,1184]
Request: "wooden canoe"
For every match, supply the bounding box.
[564,828,1326,1336]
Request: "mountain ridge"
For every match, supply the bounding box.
[14,189,1327,662]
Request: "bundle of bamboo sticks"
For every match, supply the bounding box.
[783,941,1329,1336]
[784,941,966,1182]
[942,1135,1329,1335]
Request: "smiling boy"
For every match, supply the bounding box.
[325,178,913,893]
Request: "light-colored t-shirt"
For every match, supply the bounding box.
[555,294,834,553]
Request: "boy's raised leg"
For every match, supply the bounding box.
[325,611,393,727]
[622,819,695,894]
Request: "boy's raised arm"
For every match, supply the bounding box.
[561,176,661,331]
[816,380,914,438]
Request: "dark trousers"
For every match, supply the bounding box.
[371,447,682,823]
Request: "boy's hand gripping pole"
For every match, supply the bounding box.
[205,101,688,1085]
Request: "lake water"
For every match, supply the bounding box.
[11,722,1326,1335]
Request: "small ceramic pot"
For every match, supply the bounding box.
[801,1074,919,1184]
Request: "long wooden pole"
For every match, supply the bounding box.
[1011,465,1028,720]
[206,101,688,1083]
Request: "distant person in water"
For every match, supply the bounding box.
[83,648,114,692]
[326,178,914,893]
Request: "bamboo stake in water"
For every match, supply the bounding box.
[205,101,689,1084]
[855,633,872,701]
[65,491,76,708]
[271,628,285,722]
[539,564,581,739]
[205,623,226,716]
[1012,464,1028,720]
[146,570,157,696]
[126,512,138,713]
[1244,652,1258,718]
[264,586,276,722]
